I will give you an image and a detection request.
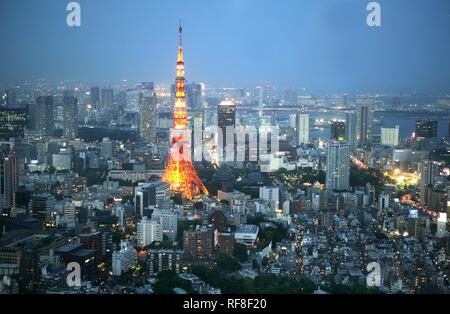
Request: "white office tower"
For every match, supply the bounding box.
[296,113,309,145]
[326,140,350,192]
[381,125,400,146]
[137,216,163,247]
[436,213,447,238]
[112,241,137,276]
[259,186,279,213]
[151,209,178,241]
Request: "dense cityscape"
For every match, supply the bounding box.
[1,1,450,296]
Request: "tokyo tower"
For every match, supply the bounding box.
[161,19,209,200]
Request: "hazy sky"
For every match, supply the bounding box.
[1,0,450,92]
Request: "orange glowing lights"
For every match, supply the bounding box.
[162,20,209,200]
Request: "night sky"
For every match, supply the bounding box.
[1,0,450,92]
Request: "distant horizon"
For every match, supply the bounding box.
[1,78,450,96]
[1,0,450,93]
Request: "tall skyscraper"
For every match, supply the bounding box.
[296,113,309,146]
[34,96,55,137]
[218,100,236,157]
[162,19,209,200]
[90,86,100,110]
[256,86,264,116]
[0,151,18,209]
[63,96,78,140]
[415,120,438,139]
[381,125,400,146]
[330,121,346,141]
[116,91,127,116]
[326,140,350,192]
[419,160,439,208]
[139,90,157,144]
[101,88,113,111]
[356,102,373,147]
[186,82,202,111]
[345,111,357,152]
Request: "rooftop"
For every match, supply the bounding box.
[236,224,259,234]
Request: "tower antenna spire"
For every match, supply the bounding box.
[178,17,182,46]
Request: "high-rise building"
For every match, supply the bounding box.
[259,186,280,212]
[296,113,309,145]
[345,112,357,152]
[330,121,346,141]
[90,86,100,110]
[101,88,113,111]
[284,89,298,106]
[381,125,400,146]
[419,160,439,208]
[137,217,163,247]
[141,82,155,91]
[218,100,236,157]
[34,96,55,137]
[186,82,202,111]
[63,202,76,224]
[415,120,437,139]
[356,102,373,147]
[63,96,78,140]
[116,91,127,116]
[378,194,390,211]
[0,108,28,140]
[151,209,178,242]
[134,181,170,217]
[256,86,264,115]
[183,225,214,257]
[112,241,137,276]
[139,90,157,144]
[392,96,401,108]
[0,151,18,209]
[147,249,183,276]
[162,19,209,200]
[326,140,350,192]
[29,193,56,223]
[343,94,348,106]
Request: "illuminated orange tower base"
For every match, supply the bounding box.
[162,20,209,200]
[162,153,209,200]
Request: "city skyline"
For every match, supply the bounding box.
[0,0,449,299]
[1,0,450,93]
